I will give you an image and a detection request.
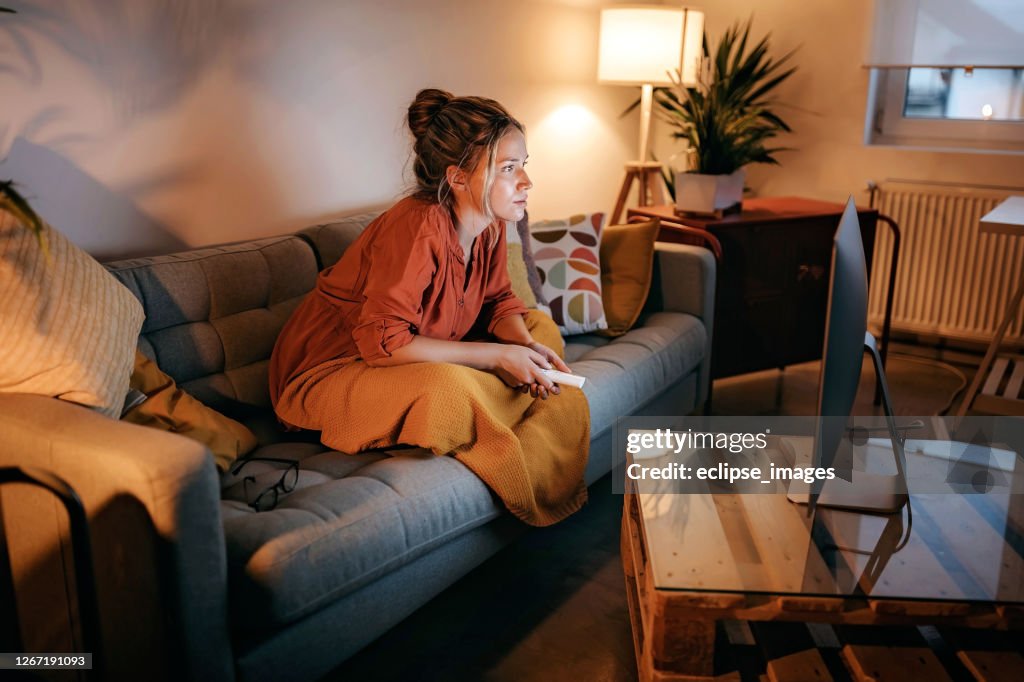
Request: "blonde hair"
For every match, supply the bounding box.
[407,88,524,245]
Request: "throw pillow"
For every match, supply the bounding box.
[0,210,144,418]
[504,220,539,308]
[597,219,660,337]
[515,212,547,305]
[122,351,257,472]
[530,212,608,335]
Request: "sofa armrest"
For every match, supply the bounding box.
[644,242,717,407]
[0,394,233,682]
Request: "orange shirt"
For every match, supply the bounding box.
[269,196,528,407]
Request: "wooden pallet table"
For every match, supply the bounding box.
[620,441,1024,680]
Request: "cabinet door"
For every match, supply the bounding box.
[708,212,878,380]
[712,224,797,377]
[786,220,834,366]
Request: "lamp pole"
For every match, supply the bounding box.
[638,83,654,163]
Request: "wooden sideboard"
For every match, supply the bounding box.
[628,197,878,380]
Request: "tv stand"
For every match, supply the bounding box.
[786,332,909,514]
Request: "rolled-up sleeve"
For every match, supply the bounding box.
[351,222,438,362]
[482,226,530,334]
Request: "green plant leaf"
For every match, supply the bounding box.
[1,181,49,257]
[651,16,798,175]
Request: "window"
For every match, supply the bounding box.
[905,68,1023,121]
[867,68,1024,152]
[864,0,1024,153]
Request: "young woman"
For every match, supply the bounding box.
[268,89,590,526]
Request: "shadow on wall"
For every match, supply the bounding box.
[0,0,230,121]
[0,1,233,258]
[1,0,374,255]
[0,0,305,257]
[2,137,187,259]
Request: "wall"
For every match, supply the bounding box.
[0,0,636,258]
[3,0,1023,258]
[651,0,1024,204]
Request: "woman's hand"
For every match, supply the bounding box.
[517,341,572,399]
[489,344,560,399]
[525,341,571,374]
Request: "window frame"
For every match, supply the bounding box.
[865,67,1024,154]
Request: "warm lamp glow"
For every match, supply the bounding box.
[542,104,597,135]
[597,6,704,87]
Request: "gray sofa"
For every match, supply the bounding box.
[0,211,715,681]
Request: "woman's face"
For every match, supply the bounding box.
[471,128,532,223]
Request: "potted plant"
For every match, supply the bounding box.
[0,5,46,251]
[656,18,797,216]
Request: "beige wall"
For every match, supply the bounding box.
[2,0,1022,258]
[651,0,1024,204]
[0,0,636,258]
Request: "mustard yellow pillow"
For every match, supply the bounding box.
[597,219,660,337]
[505,221,538,308]
[122,351,257,471]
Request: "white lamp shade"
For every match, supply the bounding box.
[598,6,704,86]
[867,0,1024,68]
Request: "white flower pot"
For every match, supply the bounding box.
[674,168,745,215]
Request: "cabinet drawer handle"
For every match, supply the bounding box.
[797,265,826,281]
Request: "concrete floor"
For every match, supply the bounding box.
[327,354,988,682]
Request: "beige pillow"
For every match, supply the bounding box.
[0,210,144,418]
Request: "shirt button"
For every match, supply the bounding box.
[458,299,464,306]
[450,332,456,338]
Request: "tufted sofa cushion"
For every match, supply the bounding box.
[219,442,502,629]
[105,236,318,413]
[575,312,706,440]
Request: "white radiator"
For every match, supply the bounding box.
[868,182,1024,347]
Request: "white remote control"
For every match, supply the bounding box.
[539,368,586,388]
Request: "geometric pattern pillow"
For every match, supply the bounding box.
[0,209,145,418]
[530,212,608,335]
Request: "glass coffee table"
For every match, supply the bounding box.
[620,436,1024,680]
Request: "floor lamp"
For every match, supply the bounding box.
[598,6,704,225]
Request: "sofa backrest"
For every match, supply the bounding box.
[105,236,318,413]
[299,211,382,270]
[103,211,384,415]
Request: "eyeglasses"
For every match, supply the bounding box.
[230,456,300,512]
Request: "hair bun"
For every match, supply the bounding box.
[408,88,454,140]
